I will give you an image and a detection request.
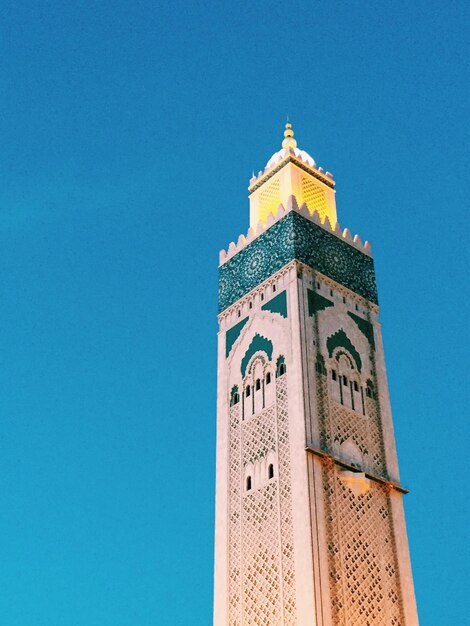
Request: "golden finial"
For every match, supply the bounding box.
[282,121,297,149]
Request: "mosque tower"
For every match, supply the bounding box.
[213,124,419,625]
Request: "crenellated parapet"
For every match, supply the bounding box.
[219,194,372,267]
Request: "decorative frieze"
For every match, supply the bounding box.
[219,210,377,313]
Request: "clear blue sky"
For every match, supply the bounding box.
[0,1,468,624]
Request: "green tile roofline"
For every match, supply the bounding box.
[218,211,377,313]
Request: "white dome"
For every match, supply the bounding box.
[266,147,316,171]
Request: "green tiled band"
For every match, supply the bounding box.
[219,212,377,313]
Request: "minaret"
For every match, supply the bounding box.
[214,124,419,626]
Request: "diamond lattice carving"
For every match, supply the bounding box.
[228,403,242,625]
[323,464,404,626]
[258,177,281,223]
[301,173,327,220]
[242,407,277,465]
[275,375,297,625]
[242,483,282,624]
[315,369,330,450]
[228,373,296,625]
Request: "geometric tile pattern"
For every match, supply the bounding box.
[219,212,377,312]
[322,464,404,626]
[228,372,297,625]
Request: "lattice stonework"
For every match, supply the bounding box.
[228,402,242,625]
[228,373,296,625]
[329,400,387,477]
[301,173,327,220]
[258,178,281,223]
[315,367,330,451]
[313,367,387,478]
[323,464,404,625]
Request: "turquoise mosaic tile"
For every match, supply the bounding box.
[219,212,377,312]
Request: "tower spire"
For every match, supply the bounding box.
[282,121,297,149]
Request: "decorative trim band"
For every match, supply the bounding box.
[305,445,408,494]
[249,156,335,193]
